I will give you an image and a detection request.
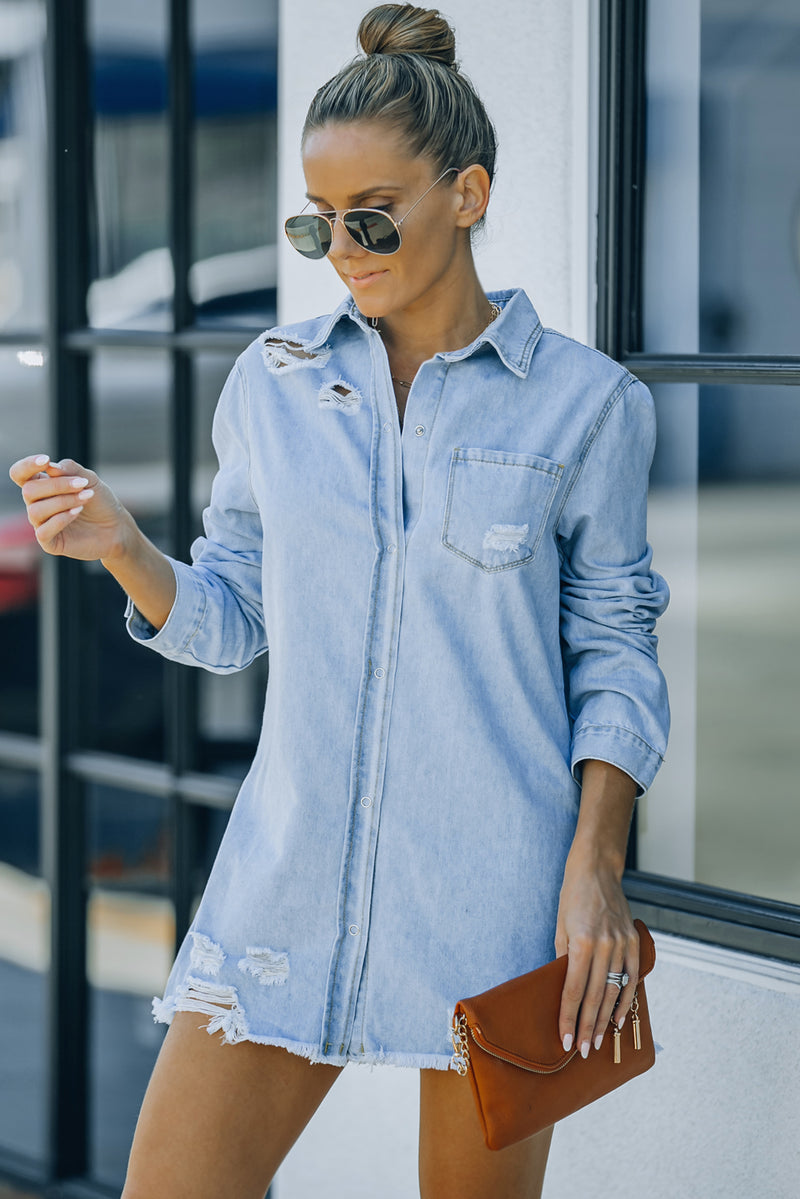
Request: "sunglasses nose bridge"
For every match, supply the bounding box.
[327,210,367,257]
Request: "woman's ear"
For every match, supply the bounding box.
[453,164,491,230]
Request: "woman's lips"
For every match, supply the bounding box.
[347,270,388,289]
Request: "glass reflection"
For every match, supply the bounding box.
[0,768,48,1161]
[193,354,268,776]
[81,350,171,758]
[191,0,278,327]
[644,0,800,354]
[695,386,800,904]
[88,0,170,330]
[190,802,232,918]
[0,0,47,332]
[644,384,800,906]
[0,347,47,735]
[86,784,172,1187]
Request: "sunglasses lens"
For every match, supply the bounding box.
[343,210,400,255]
[284,215,332,260]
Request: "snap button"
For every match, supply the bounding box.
[415,425,425,436]
[360,795,372,808]
[374,667,385,678]
[348,924,360,936]
[387,543,397,553]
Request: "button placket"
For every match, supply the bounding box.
[320,332,407,1059]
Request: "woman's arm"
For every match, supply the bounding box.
[554,377,669,1057]
[556,760,638,1056]
[10,455,177,630]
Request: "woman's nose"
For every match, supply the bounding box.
[327,214,362,260]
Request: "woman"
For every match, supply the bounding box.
[10,5,669,1197]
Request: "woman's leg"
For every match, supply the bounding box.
[418,1067,553,1199]
[122,1012,342,1199]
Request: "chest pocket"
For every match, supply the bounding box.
[442,447,563,572]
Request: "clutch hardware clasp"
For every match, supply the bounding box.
[631,990,642,1050]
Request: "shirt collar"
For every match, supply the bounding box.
[295,287,543,379]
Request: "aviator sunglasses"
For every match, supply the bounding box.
[284,166,459,260]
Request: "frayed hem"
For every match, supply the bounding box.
[149,1001,452,1071]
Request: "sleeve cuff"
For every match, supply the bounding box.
[570,723,665,797]
[124,557,207,657]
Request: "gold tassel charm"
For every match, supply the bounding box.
[612,1021,621,1064]
[631,990,642,1051]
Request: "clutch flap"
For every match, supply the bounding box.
[456,919,655,1074]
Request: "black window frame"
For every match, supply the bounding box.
[0,1,272,1193]
[599,0,800,963]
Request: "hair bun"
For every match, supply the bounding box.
[358,4,457,68]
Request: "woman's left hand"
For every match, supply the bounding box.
[555,760,639,1058]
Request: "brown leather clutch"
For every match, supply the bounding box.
[451,919,657,1150]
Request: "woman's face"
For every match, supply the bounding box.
[300,121,470,322]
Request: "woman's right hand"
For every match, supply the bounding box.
[9,455,134,563]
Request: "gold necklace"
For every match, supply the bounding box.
[385,301,501,390]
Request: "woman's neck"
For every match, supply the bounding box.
[375,271,495,369]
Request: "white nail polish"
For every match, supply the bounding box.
[69,506,84,516]
[580,1041,590,1060]
[594,1034,603,1051]
[71,477,89,489]
[617,1015,625,1030]
[562,1033,573,1052]
[34,455,49,465]
[77,489,94,501]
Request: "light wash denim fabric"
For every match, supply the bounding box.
[128,288,669,1069]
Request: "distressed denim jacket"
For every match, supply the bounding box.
[128,288,669,1069]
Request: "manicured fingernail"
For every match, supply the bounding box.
[71,477,89,489]
[34,455,49,465]
[562,1034,572,1052]
[580,1041,590,1059]
[594,1034,603,1051]
[617,1015,625,1030]
[69,506,84,516]
[77,489,94,501]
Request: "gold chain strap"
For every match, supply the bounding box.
[450,1012,470,1076]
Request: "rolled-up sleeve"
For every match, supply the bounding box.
[557,378,670,794]
[126,360,268,673]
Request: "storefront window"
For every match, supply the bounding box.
[0,347,46,737]
[0,768,48,1163]
[0,0,47,332]
[643,0,800,356]
[646,383,800,906]
[190,0,278,327]
[86,783,172,1188]
[87,0,170,330]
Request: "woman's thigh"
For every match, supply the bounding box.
[122,1012,342,1199]
[418,1067,553,1199]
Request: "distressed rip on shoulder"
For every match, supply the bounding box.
[259,331,332,373]
[318,379,362,412]
[238,945,290,986]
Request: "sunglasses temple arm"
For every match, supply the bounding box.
[396,166,459,228]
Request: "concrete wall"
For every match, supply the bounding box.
[275,1,800,1195]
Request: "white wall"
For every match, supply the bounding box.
[274,2,800,1196]
[278,0,596,341]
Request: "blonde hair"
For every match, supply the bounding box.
[302,5,497,227]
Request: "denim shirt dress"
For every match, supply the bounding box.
[128,288,670,1070]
